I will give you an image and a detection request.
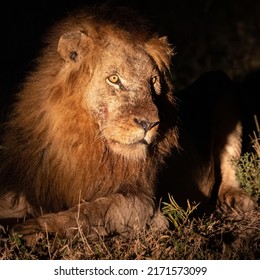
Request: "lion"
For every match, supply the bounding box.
[0,6,255,241]
[0,6,178,239]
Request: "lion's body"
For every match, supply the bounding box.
[0,6,254,240]
[158,71,255,214]
[0,6,178,238]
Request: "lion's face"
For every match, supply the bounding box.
[57,28,173,160]
[84,40,164,160]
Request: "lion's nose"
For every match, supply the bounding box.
[134,118,160,133]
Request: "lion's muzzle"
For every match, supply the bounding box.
[103,114,160,159]
[134,118,160,134]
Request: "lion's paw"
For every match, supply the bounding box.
[12,210,92,246]
[14,215,56,234]
[217,187,255,216]
[12,213,67,246]
[12,217,51,246]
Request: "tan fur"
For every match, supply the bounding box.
[0,7,254,242]
[0,6,178,239]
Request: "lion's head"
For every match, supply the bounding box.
[48,9,176,161]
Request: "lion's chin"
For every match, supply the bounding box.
[108,140,148,160]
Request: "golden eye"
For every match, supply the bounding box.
[107,74,119,84]
[151,76,157,84]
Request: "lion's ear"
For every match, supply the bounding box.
[57,31,92,62]
[145,36,175,72]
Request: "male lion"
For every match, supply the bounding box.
[0,6,178,239]
[0,6,255,241]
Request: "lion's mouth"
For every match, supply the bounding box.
[105,128,157,159]
[111,138,149,147]
[107,137,152,159]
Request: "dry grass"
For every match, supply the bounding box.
[1,208,259,260]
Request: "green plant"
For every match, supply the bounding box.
[161,194,200,231]
[235,153,260,203]
[233,116,260,203]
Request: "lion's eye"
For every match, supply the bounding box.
[151,76,158,85]
[107,74,120,84]
[150,75,161,96]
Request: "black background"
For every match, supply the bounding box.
[1,0,259,123]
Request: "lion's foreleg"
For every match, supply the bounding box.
[217,121,255,214]
[13,193,156,240]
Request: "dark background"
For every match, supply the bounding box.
[1,0,259,126]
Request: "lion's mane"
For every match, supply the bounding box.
[0,6,178,237]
